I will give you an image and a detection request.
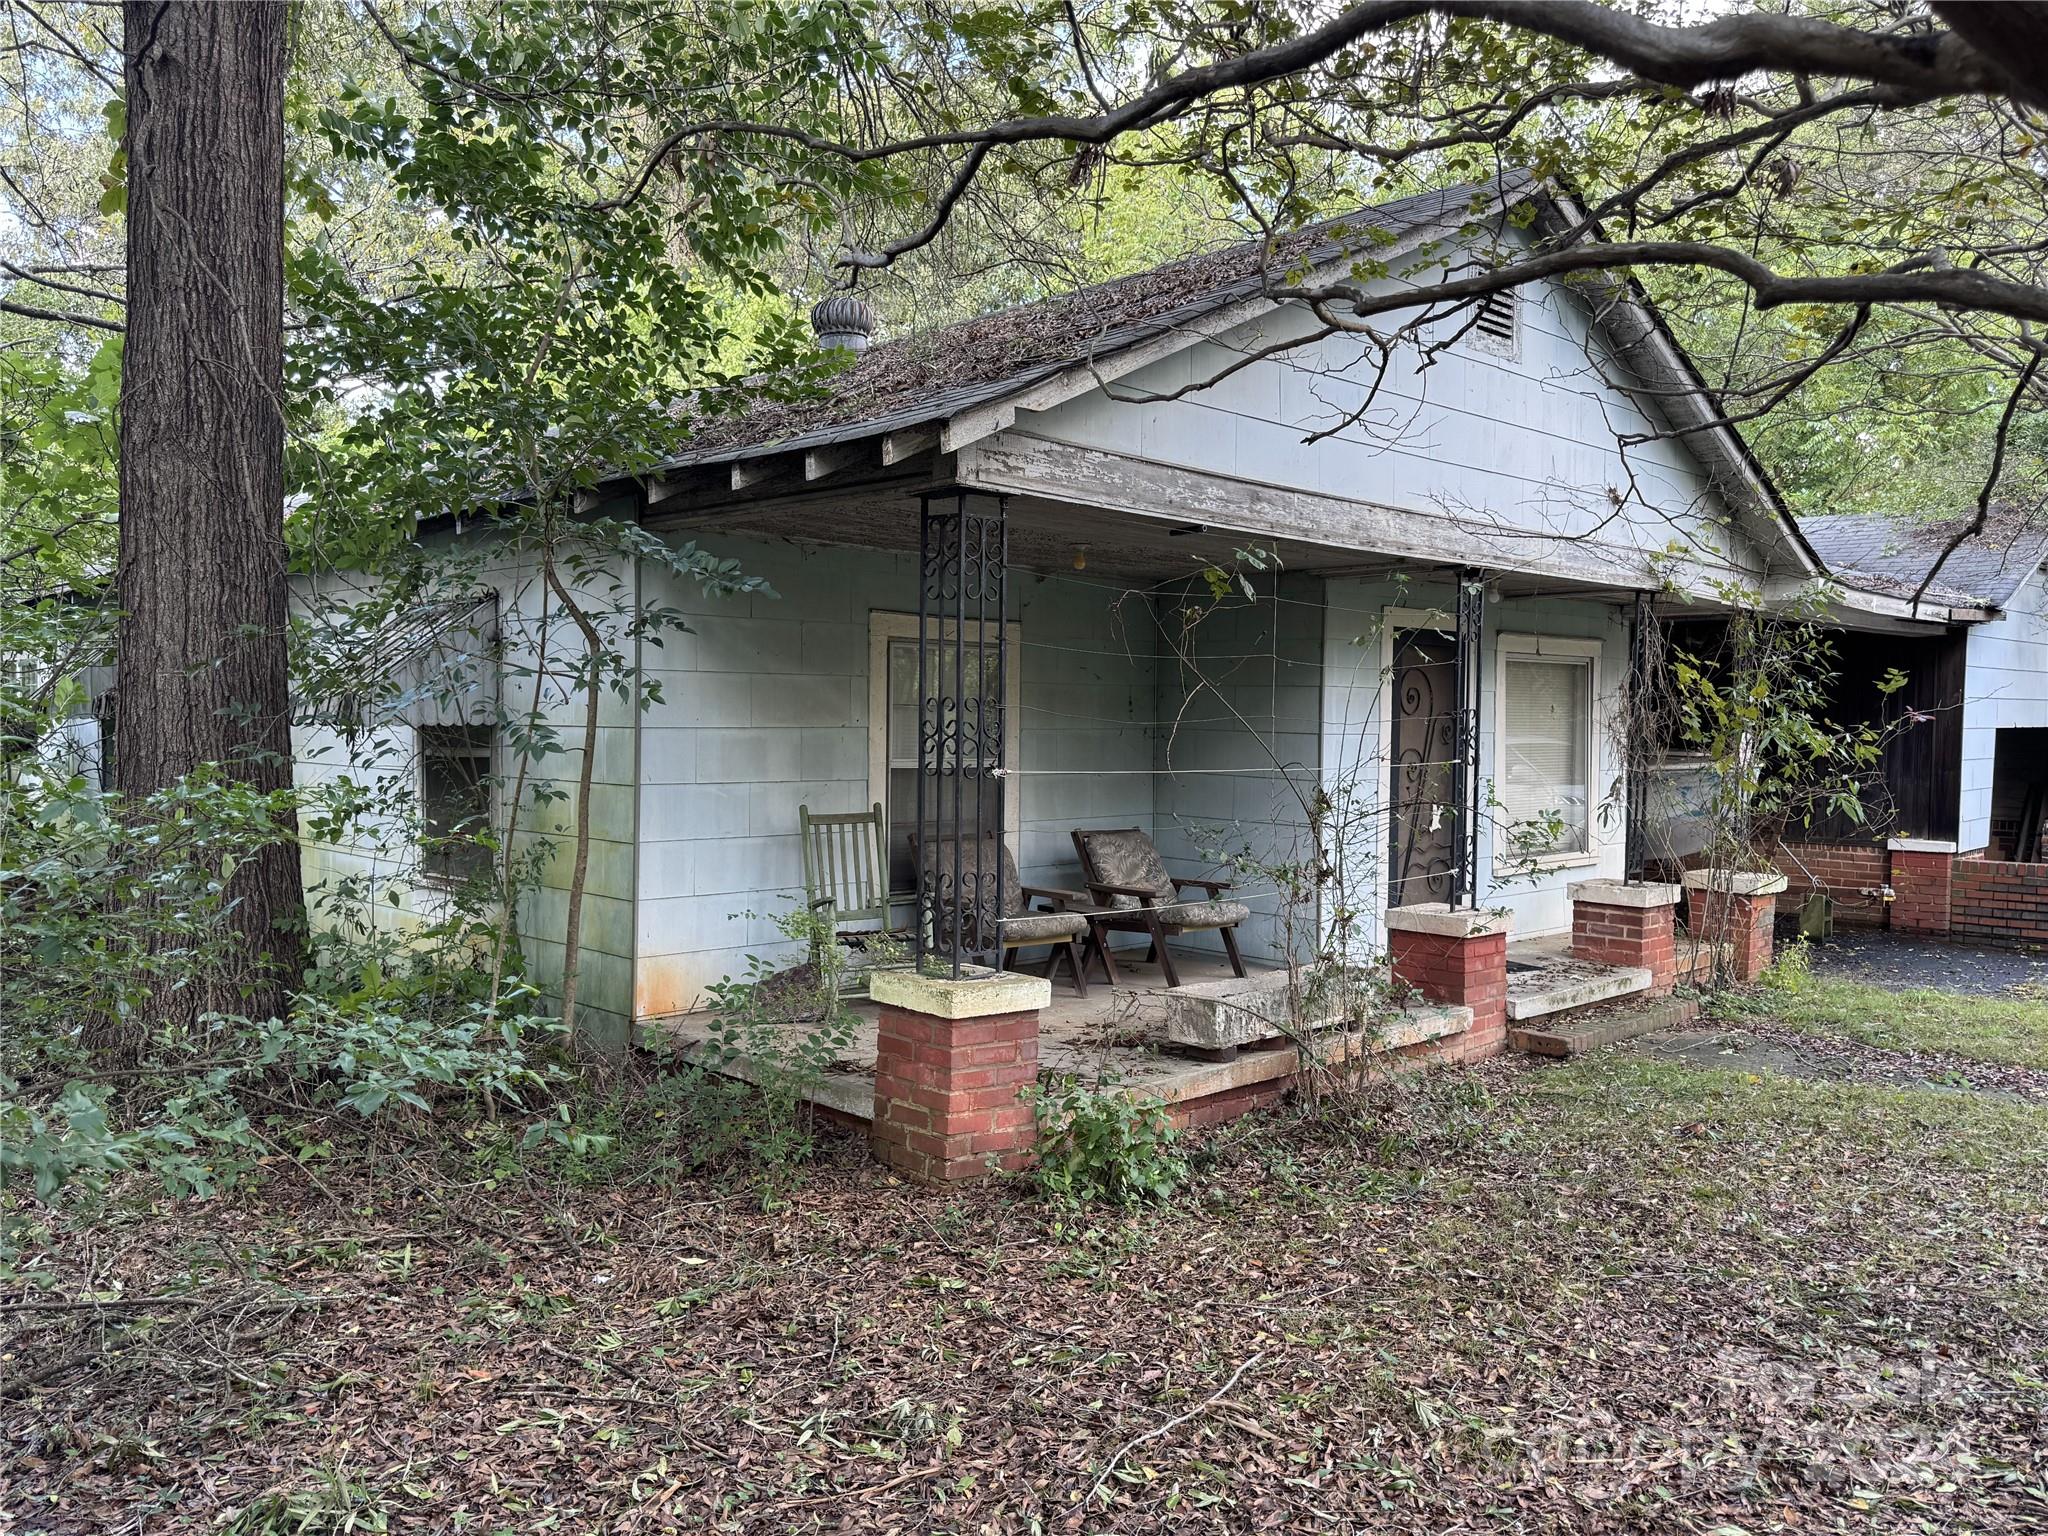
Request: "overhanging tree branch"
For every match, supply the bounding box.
[597,0,2044,260]
[0,295,124,332]
[1911,352,2045,606]
[1278,243,2048,329]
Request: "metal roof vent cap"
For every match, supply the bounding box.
[810,293,877,353]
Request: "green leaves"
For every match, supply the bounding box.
[96,96,126,216]
[1029,1076,1191,1210]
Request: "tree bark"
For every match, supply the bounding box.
[113,0,302,1034]
[540,539,602,1055]
[1930,3,2048,110]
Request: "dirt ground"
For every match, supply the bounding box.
[5,1027,2046,1534]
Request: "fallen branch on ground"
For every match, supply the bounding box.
[1087,1349,1266,1504]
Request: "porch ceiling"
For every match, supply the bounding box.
[638,448,1929,613]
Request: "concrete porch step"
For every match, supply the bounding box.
[1510,995,1702,1058]
[1503,958,1653,1022]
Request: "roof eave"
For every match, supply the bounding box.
[1766,574,1994,627]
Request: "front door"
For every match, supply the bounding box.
[1388,627,1459,908]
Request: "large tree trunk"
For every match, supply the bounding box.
[112,0,302,1035]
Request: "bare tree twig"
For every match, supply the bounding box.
[1086,1349,1266,1505]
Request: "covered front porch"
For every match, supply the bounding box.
[629,462,1785,1172]
[632,470,1717,1008]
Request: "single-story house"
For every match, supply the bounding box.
[289,175,2006,1063]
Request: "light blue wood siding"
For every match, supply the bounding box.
[1022,258,1761,584]
[1321,576,1630,948]
[633,536,1162,1015]
[292,534,643,1051]
[1151,571,1324,964]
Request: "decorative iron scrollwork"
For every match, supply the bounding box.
[914,488,1009,974]
[1451,572,1486,908]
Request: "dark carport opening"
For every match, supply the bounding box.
[1990,727,2048,862]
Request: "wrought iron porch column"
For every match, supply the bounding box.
[914,487,1009,976]
[1449,570,1487,909]
[1624,590,1655,882]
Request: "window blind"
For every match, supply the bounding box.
[1501,656,1589,853]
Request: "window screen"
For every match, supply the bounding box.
[1501,655,1589,854]
[420,724,495,884]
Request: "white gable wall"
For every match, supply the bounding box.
[1020,258,1763,588]
[1960,566,2048,852]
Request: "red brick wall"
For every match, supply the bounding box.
[1170,1078,1291,1131]
[1685,887,1777,982]
[1890,849,1955,935]
[1389,928,1508,1063]
[1770,841,1890,928]
[871,1006,1038,1185]
[1571,900,1678,995]
[1950,855,2048,948]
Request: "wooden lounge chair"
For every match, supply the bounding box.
[1070,826,1251,988]
[917,833,1095,996]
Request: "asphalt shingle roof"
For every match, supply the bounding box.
[662,179,1522,468]
[1798,507,2048,610]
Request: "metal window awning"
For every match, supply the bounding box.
[303,592,500,733]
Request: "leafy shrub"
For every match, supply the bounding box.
[1760,935,1816,994]
[0,987,578,1258]
[0,767,297,1049]
[0,1082,143,1201]
[520,905,879,1204]
[1028,1075,1189,1209]
[657,905,875,1203]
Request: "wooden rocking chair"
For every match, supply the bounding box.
[798,802,900,991]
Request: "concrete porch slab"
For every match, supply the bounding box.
[650,950,1474,1125]
[1511,995,1701,1057]
[1159,966,1390,1053]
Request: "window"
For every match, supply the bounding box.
[1467,289,1519,359]
[420,724,495,884]
[868,613,1020,892]
[1499,645,1594,859]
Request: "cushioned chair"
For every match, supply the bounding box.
[1070,827,1250,988]
[917,834,1094,996]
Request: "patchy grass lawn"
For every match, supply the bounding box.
[1742,964,2048,1069]
[6,1046,2047,1534]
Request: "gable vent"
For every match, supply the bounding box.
[1469,289,1519,357]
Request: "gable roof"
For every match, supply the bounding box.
[660,181,1512,470]
[1799,506,2048,610]
[648,176,1832,592]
